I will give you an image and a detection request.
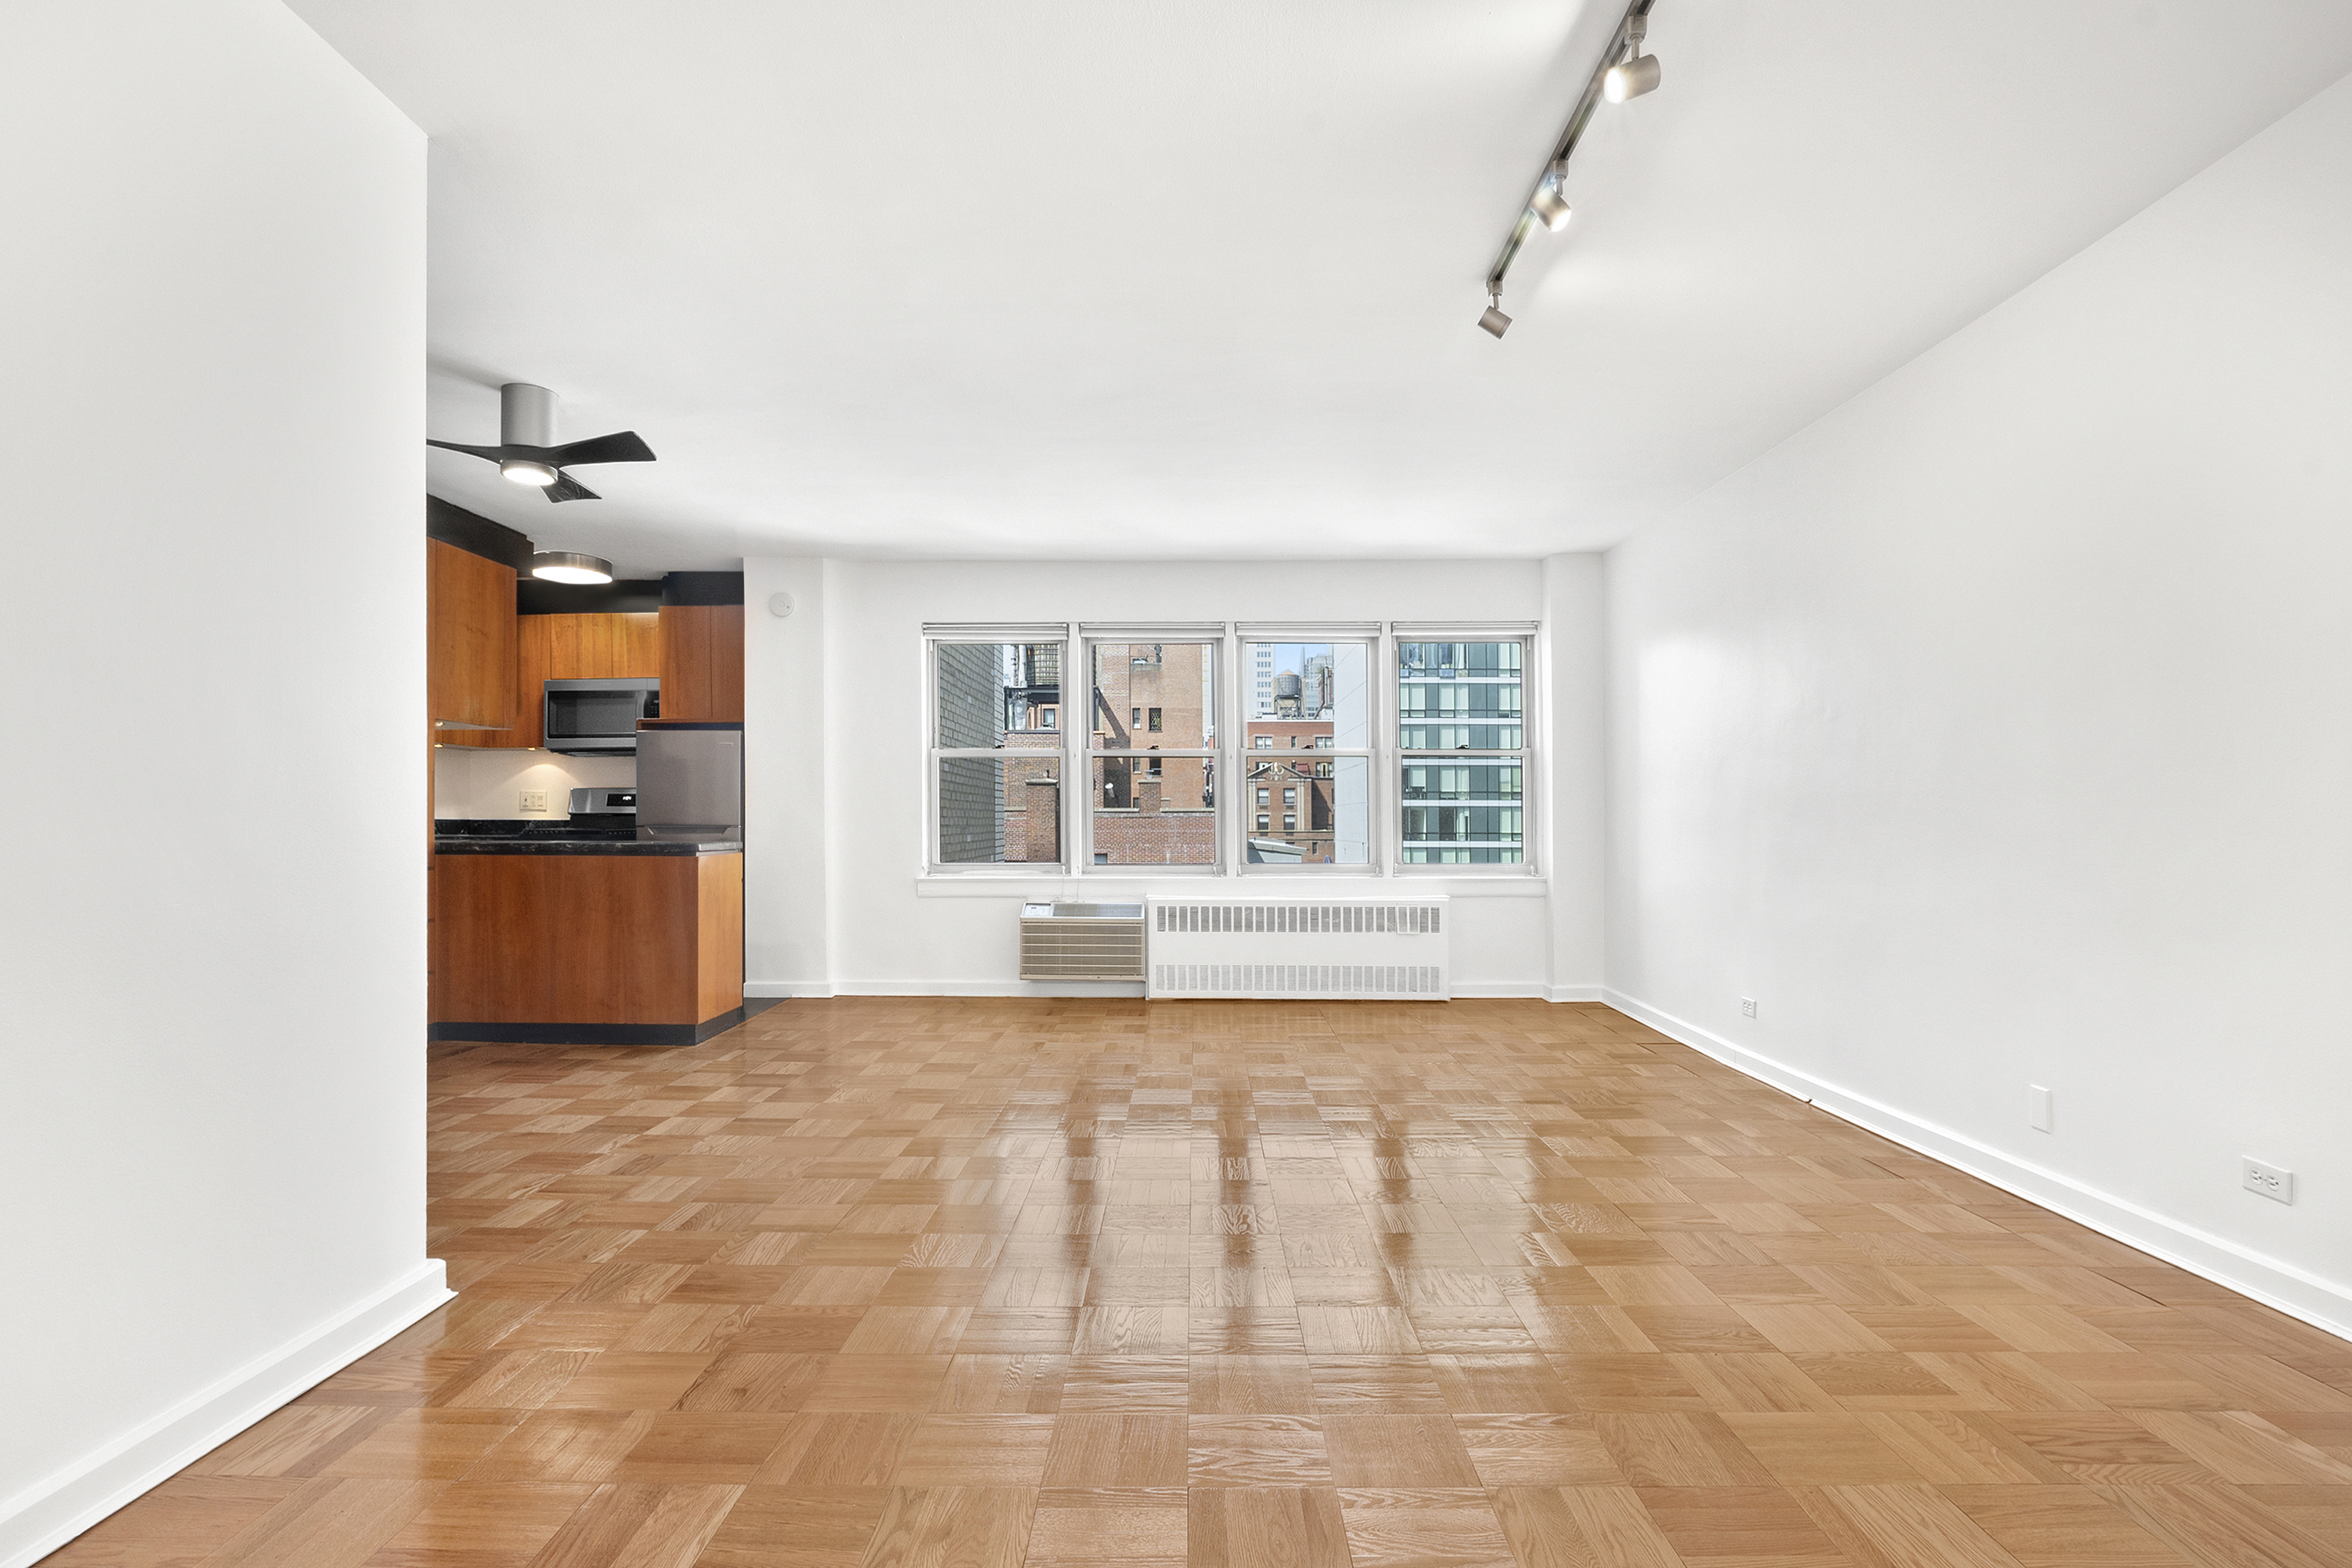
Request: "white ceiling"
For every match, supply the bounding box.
[290,0,2352,574]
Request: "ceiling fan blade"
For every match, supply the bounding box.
[426,438,509,462]
[543,471,601,503]
[546,430,655,467]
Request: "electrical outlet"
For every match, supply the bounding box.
[1740,997,1757,1018]
[2028,1085,2053,1133]
[2243,1157,2295,1205]
[519,789,550,813]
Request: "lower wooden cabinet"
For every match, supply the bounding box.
[430,850,743,1043]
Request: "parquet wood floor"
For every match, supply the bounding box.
[45,999,2352,1568]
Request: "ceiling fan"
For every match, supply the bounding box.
[427,382,654,502]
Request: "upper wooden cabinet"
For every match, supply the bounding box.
[473,612,662,749]
[427,538,516,730]
[660,604,745,722]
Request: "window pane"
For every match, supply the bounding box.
[1091,757,1215,865]
[936,642,1061,748]
[937,757,1062,864]
[1243,641,1369,754]
[1092,642,1215,749]
[1396,639,1523,750]
[1245,755,1368,866]
[1399,764,1523,862]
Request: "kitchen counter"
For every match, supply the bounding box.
[433,819,740,856]
[434,837,742,856]
[430,834,744,1046]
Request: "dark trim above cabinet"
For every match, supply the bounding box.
[518,578,663,615]
[662,571,745,606]
[427,497,533,572]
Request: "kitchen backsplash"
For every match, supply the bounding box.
[433,746,637,819]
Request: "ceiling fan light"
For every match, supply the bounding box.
[529,550,614,585]
[501,458,558,486]
[1603,51,1661,103]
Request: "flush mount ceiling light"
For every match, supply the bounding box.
[427,382,657,503]
[529,550,614,585]
[1477,0,1665,337]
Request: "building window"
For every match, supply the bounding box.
[1257,788,1269,806]
[1241,637,1373,868]
[1089,639,1219,868]
[1398,637,1528,867]
[1257,814,1270,832]
[927,638,1066,871]
[1040,706,1056,730]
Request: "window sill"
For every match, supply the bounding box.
[914,874,1548,899]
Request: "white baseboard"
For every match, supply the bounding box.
[751,979,1598,1003]
[1603,990,2352,1345]
[1,1260,454,1568]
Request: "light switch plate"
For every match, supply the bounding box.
[2243,1157,2295,1204]
[519,789,550,813]
[1740,997,1757,1018]
[2028,1085,2053,1133]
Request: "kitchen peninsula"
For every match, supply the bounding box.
[431,830,743,1045]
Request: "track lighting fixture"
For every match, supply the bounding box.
[1603,15,1662,102]
[1475,1,1664,336]
[1478,290,1512,339]
[1529,162,1573,233]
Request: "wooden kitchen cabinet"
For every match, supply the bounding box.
[660,604,745,721]
[426,538,517,730]
[470,611,662,749]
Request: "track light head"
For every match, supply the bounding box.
[1604,16,1660,103]
[1478,292,1512,338]
[1604,52,1661,101]
[1529,163,1573,232]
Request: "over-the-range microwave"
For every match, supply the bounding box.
[544,677,658,755]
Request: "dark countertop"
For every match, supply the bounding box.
[434,838,741,856]
[433,819,740,856]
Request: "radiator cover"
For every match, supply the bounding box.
[1146,895,1450,1000]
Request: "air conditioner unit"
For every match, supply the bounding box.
[1019,901,1146,981]
[1146,895,1450,1000]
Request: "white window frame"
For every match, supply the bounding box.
[1390,623,1539,876]
[921,626,1073,876]
[1235,623,1382,875]
[1078,626,1226,875]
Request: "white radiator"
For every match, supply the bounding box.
[1146,895,1450,1000]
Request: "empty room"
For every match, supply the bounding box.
[5,3,2349,1567]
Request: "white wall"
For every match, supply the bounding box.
[0,5,434,1564]
[433,745,636,818]
[743,557,1606,998]
[1604,74,2352,1334]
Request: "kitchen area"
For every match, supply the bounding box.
[424,498,751,1045]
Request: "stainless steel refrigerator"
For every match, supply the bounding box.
[635,722,743,842]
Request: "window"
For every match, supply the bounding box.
[1241,638,1372,868]
[1398,638,1526,866]
[1090,639,1218,868]
[927,639,1065,869]
[925,624,1533,879]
